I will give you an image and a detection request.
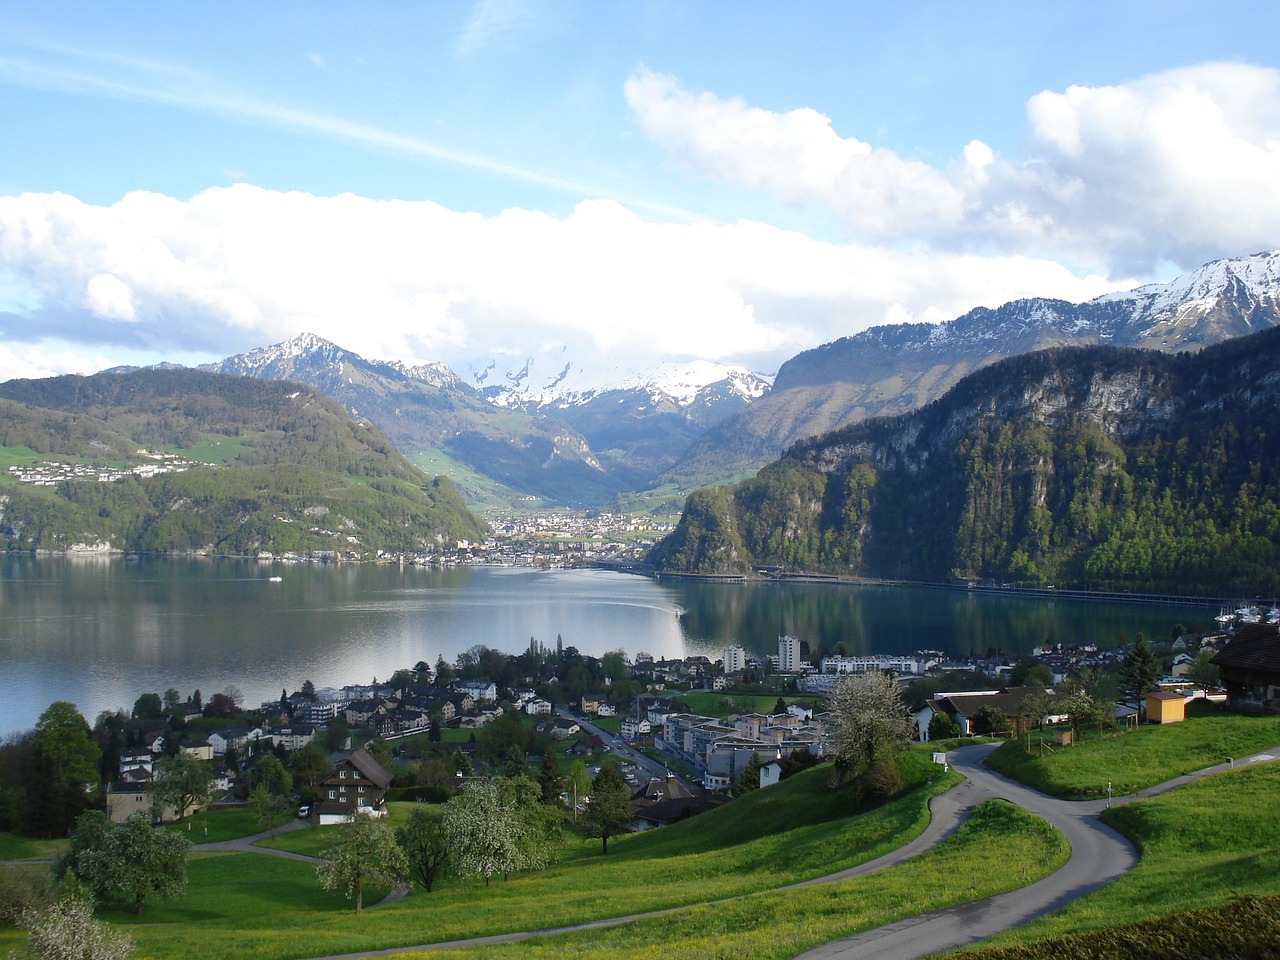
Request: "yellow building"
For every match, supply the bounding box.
[1145,691,1186,724]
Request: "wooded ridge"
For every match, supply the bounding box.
[652,326,1280,596]
[0,368,485,556]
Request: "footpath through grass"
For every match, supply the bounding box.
[985,709,1280,797]
[107,753,969,960]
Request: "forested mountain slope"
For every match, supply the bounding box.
[661,250,1280,491]
[652,326,1280,596]
[0,368,485,555]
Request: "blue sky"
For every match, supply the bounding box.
[1,1,1279,385]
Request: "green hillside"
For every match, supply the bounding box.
[0,368,485,556]
[653,328,1280,596]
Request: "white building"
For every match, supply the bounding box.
[778,635,803,674]
[723,643,747,675]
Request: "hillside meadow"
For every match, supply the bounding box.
[4,714,1278,960]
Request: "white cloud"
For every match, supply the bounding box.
[626,63,1280,275]
[0,185,1119,383]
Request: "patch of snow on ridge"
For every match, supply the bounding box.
[1092,250,1280,314]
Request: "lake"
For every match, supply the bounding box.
[0,555,1217,732]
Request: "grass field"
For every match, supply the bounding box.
[0,834,68,861]
[4,751,981,960]
[985,709,1280,797]
[966,760,1280,954]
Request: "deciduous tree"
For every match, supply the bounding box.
[316,813,408,913]
[582,763,631,854]
[829,671,914,784]
[16,892,133,960]
[394,805,449,893]
[147,752,211,822]
[442,777,559,885]
[247,785,291,837]
[61,811,189,915]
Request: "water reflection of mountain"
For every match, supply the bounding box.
[666,580,1213,662]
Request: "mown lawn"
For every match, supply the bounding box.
[162,806,267,844]
[386,800,1068,960]
[985,710,1280,797]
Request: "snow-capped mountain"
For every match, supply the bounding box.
[665,249,1280,491]
[470,353,771,413]
[202,333,773,508]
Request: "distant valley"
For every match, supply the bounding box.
[204,250,1280,511]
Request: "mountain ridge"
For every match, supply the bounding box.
[651,323,1280,596]
[661,250,1280,491]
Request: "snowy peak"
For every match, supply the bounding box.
[1096,250,1280,315]
[475,355,771,412]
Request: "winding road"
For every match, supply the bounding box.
[231,741,1280,960]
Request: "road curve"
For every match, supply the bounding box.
[792,742,1280,960]
[291,740,1279,960]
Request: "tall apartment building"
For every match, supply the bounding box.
[778,635,803,674]
[723,643,747,675]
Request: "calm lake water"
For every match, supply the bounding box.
[0,556,1216,733]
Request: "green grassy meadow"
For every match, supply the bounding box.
[5,714,1279,960]
[986,710,1280,797]
[964,760,1280,955]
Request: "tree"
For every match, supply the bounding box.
[1015,689,1053,745]
[290,741,330,795]
[971,705,1008,736]
[61,811,189,915]
[250,754,292,798]
[734,752,765,796]
[28,702,99,837]
[772,696,788,717]
[1120,633,1162,704]
[130,693,163,722]
[16,892,133,960]
[442,778,559,885]
[1185,648,1221,690]
[537,750,564,805]
[300,679,317,701]
[927,711,961,741]
[247,785,291,838]
[566,759,591,819]
[1060,689,1108,738]
[394,805,450,893]
[828,671,914,784]
[316,812,409,913]
[147,752,211,822]
[582,763,631,854]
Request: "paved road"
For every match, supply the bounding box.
[558,708,694,791]
[194,817,321,862]
[792,742,1280,960]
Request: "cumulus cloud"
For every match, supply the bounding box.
[0,184,1118,383]
[625,63,1280,274]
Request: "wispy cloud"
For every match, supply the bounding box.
[0,37,697,220]
[456,0,533,58]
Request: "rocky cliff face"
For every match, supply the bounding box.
[664,250,1280,491]
[653,326,1280,596]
